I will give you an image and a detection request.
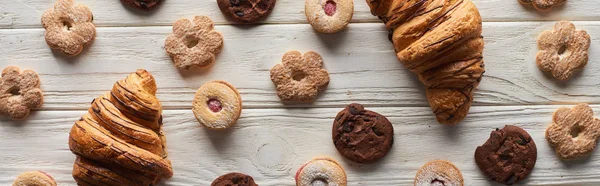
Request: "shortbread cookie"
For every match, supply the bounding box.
[547,104,600,160]
[270,51,330,102]
[332,103,393,163]
[165,16,224,70]
[475,125,537,185]
[295,157,346,186]
[211,172,258,186]
[305,0,353,33]
[121,0,161,11]
[537,21,590,80]
[13,171,56,186]
[414,160,463,186]
[41,0,95,56]
[193,81,242,130]
[217,0,276,24]
[519,0,566,12]
[0,66,43,120]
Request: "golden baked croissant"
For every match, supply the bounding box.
[68,70,173,185]
[366,0,485,125]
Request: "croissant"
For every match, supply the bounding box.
[68,70,173,186]
[366,0,485,125]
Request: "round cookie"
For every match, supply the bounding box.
[13,171,56,186]
[414,160,463,186]
[211,172,258,186]
[305,0,353,33]
[193,81,242,130]
[475,125,537,185]
[120,0,161,11]
[217,0,276,24]
[332,103,394,163]
[295,157,347,186]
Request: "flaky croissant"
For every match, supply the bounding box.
[367,0,485,125]
[68,70,173,186]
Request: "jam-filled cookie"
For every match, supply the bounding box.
[193,81,242,129]
[414,160,463,186]
[295,157,347,186]
[13,171,56,186]
[305,0,353,33]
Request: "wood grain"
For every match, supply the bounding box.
[1,105,600,185]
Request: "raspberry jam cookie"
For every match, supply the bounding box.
[0,66,43,120]
[217,0,276,24]
[332,103,393,163]
[41,0,96,56]
[295,157,347,186]
[211,172,258,186]
[475,125,537,185]
[193,81,242,130]
[270,51,330,103]
[305,0,353,33]
[519,0,566,12]
[165,16,224,70]
[537,21,590,80]
[13,171,56,186]
[546,104,600,160]
[414,160,463,186]
[121,0,161,11]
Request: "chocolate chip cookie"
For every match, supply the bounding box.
[217,0,276,24]
[475,125,537,185]
[332,103,394,163]
[211,172,258,186]
[120,0,161,11]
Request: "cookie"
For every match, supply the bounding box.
[165,16,224,70]
[475,125,537,185]
[211,172,258,186]
[270,51,330,103]
[41,0,95,56]
[13,171,56,186]
[546,104,600,160]
[193,81,242,130]
[332,103,393,163]
[121,0,161,11]
[217,0,276,24]
[537,21,590,80]
[305,0,353,33]
[0,66,43,120]
[519,0,566,12]
[414,160,463,186]
[295,157,346,186]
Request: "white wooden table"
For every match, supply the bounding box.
[1,0,600,185]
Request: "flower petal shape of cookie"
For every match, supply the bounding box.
[537,21,590,80]
[165,16,224,70]
[68,70,173,186]
[518,0,566,12]
[0,66,43,120]
[270,51,330,102]
[41,0,96,56]
[546,104,600,160]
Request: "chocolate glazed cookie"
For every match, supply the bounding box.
[475,125,537,185]
[211,172,258,186]
[120,0,161,11]
[217,0,276,24]
[332,103,394,163]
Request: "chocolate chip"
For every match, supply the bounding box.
[372,126,384,136]
[235,11,245,17]
[342,121,354,133]
[349,107,359,115]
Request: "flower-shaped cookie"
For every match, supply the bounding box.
[41,0,96,56]
[546,104,600,159]
[537,21,590,80]
[519,0,566,11]
[270,51,330,102]
[0,67,43,120]
[165,16,224,70]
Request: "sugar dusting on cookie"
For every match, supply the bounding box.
[414,160,463,186]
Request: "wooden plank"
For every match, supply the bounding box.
[1,105,600,185]
[1,0,600,29]
[1,22,599,110]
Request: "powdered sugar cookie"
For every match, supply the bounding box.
[295,156,346,186]
[13,171,56,186]
[305,0,353,33]
[414,160,463,186]
[193,81,242,130]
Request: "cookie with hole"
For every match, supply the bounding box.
[414,160,464,186]
[332,103,394,163]
[193,81,242,130]
[305,0,353,33]
[41,0,96,56]
[537,21,590,80]
[475,125,537,185]
[217,0,276,24]
[546,104,600,160]
[120,0,162,11]
[295,156,347,186]
[12,171,56,186]
[269,51,330,103]
[0,66,43,120]
[211,172,258,186]
[165,16,224,70]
